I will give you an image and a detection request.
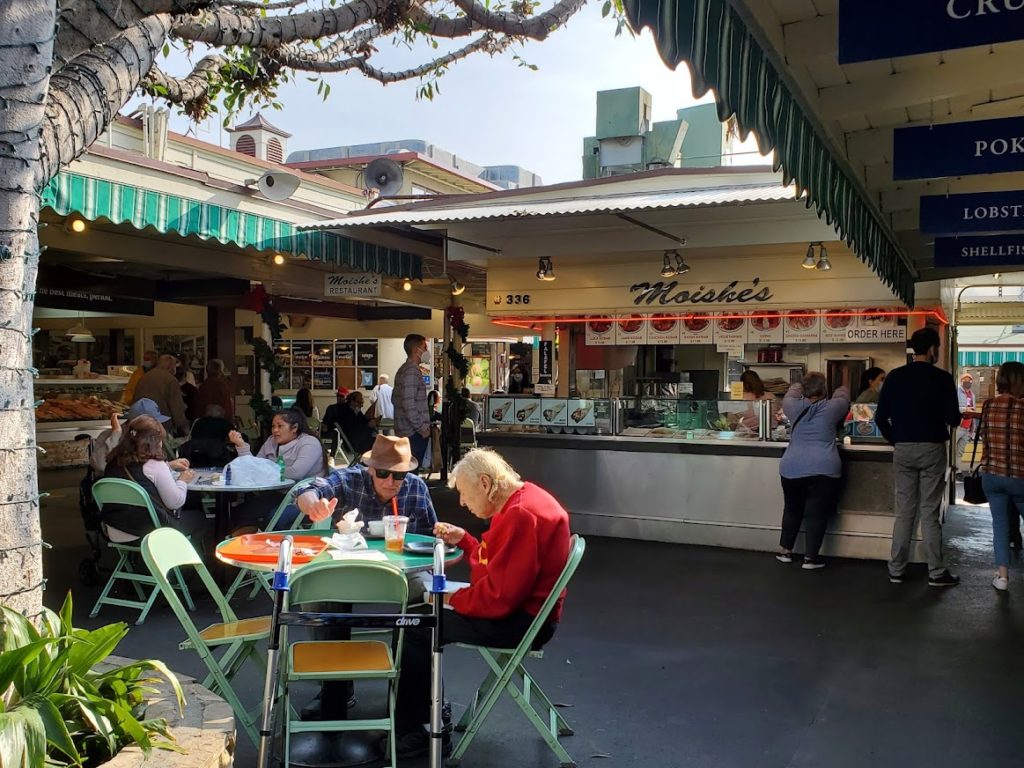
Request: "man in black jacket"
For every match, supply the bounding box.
[875,327,962,587]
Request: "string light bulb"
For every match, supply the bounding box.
[270,253,286,266]
[64,217,86,234]
[402,278,413,291]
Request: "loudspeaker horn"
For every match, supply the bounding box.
[245,170,301,201]
[363,157,404,197]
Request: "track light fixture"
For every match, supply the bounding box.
[802,242,831,271]
[801,243,817,269]
[402,278,413,291]
[815,244,831,271]
[449,276,465,296]
[673,250,690,276]
[535,256,555,281]
[660,252,676,278]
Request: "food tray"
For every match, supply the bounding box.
[218,533,327,564]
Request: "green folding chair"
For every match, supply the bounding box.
[283,559,409,768]
[447,534,586,768]
[141,527,271,745]
[223,478,320,603]
[89,477,196,625]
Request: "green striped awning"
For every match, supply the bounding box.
[623,0,915,306]
[41,171,422,280]
[959,350,1024,367]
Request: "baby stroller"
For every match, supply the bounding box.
[76,434,106,586]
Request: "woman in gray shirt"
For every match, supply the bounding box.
[777,372,851,570]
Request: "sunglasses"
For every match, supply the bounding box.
[374,468,408,481]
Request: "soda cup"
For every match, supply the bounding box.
[383,515,410,552]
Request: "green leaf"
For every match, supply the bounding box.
[21,694,80,765]
[0,706,47,768]
[0,639,58,699]
[65,624,127,679]
[601,0,612,16]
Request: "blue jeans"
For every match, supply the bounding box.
[981,473,1024,567]
[408,432,430,469]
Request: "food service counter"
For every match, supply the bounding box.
[477,432,929,562]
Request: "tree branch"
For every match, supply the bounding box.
[353,33,509,82]
[40,15,172,187]
[272,25,385,68]
[450,0,585,40]
[214,0,306,8]
[143,53,226,105]
[405,6,477,39]
[170,0,396,48]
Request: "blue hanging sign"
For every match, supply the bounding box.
[893,116,1024,180]
[839,0,1024,64]
[934,234,1024,267]
[920,191,1024,235]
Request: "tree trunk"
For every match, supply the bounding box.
[0,0,57,618]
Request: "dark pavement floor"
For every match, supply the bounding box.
[37,468,1024,768]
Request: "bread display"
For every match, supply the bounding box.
[35,396,124,422]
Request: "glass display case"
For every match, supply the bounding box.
[34,376,129,467]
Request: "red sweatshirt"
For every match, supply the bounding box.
[450,482,571,623]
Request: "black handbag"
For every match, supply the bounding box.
[962,401,989,505]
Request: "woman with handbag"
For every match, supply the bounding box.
[978,361,1024,591]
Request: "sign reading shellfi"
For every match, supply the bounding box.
[839,0,1024,64]
[920,191,1024,235]
[324,273,381,297]
[935,234,1024,267]
[894,116,1024,180]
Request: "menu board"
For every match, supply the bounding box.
[512,399,542,426]
[566,399,596,428]
[615,314,648,345]
[714,314,747,344]
[679,313,714,344]
[647,313,680,345]
[357,340,378,367]
[291,341,312,368]
[584,316,615,346]
[783,313,821,344]
[312,367,334,390]
[487,397,516,427]
[540,398,569,427]
[312,342,334,367]
[748,311,785,344]
[335,341,356,366]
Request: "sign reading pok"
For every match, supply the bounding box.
[647,314,681,345]
[584,316,615,346]
[324,273,382,297]
[678,313,714,345]
[615,314,648,345]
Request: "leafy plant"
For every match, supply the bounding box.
[0,593,184,768]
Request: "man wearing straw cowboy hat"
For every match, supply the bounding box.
[282,435,440,722]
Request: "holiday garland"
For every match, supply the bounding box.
[444,305,472,458]
[244,285,287,432]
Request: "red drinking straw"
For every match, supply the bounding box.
[391,497,398,516]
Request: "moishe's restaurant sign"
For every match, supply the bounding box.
[485,255,901,316]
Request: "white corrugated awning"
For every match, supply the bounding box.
[302,183,800,230]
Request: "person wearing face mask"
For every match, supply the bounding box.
[875,328,963,587]
[956,372,981,473]
[508,363,532,394]
[393,333,433,465]
[855,366,886,404]
[121,350,157,405]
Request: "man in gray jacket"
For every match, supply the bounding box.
[393,334,432,465]
[133,354,189,436]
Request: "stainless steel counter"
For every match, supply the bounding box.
[478,432,926,562]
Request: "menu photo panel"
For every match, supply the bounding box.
[679,312,714,345]
[487,397,517,427]
[584,316,615,346]
[748,310,785,344]
[647,313,681,345]
[615,313,648,345]
[821,308,856,343]
[783,311,821,344]
[540,398,569,429]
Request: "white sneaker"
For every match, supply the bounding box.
[993,575,1009,592]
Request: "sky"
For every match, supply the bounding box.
[128,4,728,184]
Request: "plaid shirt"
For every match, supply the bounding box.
[294,465,437,534]
[980,395,1024,477]
[393,359,428,437]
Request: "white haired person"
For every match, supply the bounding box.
[392,448,572,757]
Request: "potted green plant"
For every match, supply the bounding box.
[0,593,184,767]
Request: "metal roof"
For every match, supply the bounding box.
[302,183,800,229]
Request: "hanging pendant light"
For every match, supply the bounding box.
[65,316,95,343]
[801,243,817,269]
